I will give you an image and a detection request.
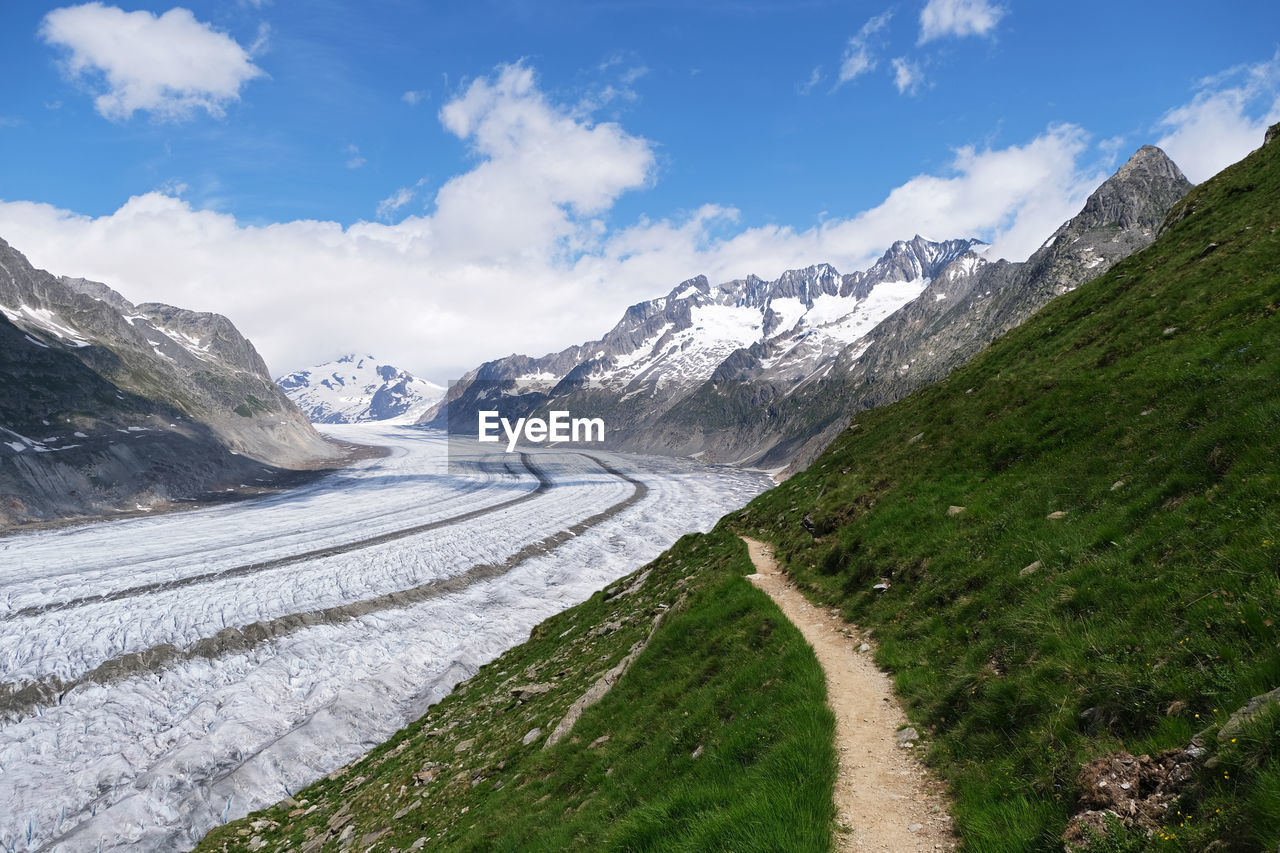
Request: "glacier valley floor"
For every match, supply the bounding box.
[0,424,771,852]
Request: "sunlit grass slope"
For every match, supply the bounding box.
[197,531,835,852]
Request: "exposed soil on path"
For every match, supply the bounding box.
[742,536,957,852]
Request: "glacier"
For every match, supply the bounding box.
[0,423,770,852]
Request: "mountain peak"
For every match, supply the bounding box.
[1074,145,1191,233]
[277,355,444,424]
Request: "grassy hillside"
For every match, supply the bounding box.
[729,132,1280,850]
[197,531,835,852]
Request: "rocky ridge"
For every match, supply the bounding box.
[0,238,340,527]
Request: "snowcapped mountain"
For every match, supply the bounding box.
[278,355,445,424]
[721,145,1194,473]
[424,236,979,435]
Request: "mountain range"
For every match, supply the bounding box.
[277,355,445,424]
[424,146,1192,473]
[0,145,1191,528]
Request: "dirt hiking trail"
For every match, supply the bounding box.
[742,536,957,852]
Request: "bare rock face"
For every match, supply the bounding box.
[0,237,340,527]
[1265,121,1280,147]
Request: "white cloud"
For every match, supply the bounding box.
[891,57,924,96]
[1155,51,1280,183]
[838,10,892,86]
[344,144,366,169]
[576,60,649,113]
[402,90,425,105]
[918,0,1005,44]
[798,66,823,95]
[247,21,271,58]
[40,3,263,121]
[433,63,655,259]
[376,179,428,220]
[0,65,1106,382]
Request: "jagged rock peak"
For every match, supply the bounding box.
[664,275,711,301]
[1076,145,1191,232]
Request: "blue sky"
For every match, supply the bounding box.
[1,1,1278,379]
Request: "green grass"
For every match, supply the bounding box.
[197,529,836,852]
[729,137,1280,850]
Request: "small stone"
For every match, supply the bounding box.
[1110,479,1125,491]
[946,505,965,517]
[1046,510,1068,520]
[589,734,611,749]
[897,727,919,745]
[511,683,554,702]
[691,744,704,759]
[1020,560,1042,577]
[908,823,923,832]
[411,839,427,851]
[522,727,542,746]
[908,432,925,444]
[858,643,871,653]
[454,738,474,754]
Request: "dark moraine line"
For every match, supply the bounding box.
[0,454,646,722]
[2,453,552,621]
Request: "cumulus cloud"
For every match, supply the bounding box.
[0,66,1109,381]
[891,57,925,96]
[432,63,655,260]
[838,10,892,85]
[918,0,1005,44]
[39,3,264,121]
[1155,51,1280,183]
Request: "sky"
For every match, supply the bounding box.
[1,1,1278,381]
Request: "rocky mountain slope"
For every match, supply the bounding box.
[278,355,445,424]
[426,147,1190,473]
[0,239,341,527]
